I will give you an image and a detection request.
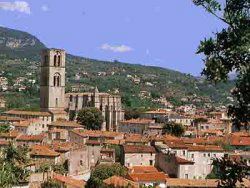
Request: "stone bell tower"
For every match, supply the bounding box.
[40,48,67,121]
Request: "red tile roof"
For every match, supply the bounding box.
[187,145,224,152]
[31,145,60,157]
[53,174,86,188]
[16,134,46,142]
[128,172,168,182]
[49,121,82,128]
[0,130,20,138]
[5,110,50,116]
[166,178,218,187]
[230,135,250,146]
[128,166,159,174]
[175,156,194,164]
[103,176,138,188]
[123,145,156,153]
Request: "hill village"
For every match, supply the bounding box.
[0,48,250,188]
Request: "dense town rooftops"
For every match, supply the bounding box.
[123,145,156,153]
[230,135,250,146]
[143,109,171,115]
[5,110,51,116]
[30,145,60,157]
[103,176,139,188]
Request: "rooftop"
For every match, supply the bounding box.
[49,120,82,128]
[123,145,156,153]
[31,145,60,157]
[103,176,138,188]
[5,110,51,116]
[53,174,86,188]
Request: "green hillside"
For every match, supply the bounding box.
[0,26,234,111]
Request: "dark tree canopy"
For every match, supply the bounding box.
[86,164,128,188]
[76,107,104,130]
[193,0,250,128]
[163,121,185,137]
[0,143,30,187]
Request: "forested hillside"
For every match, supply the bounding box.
[0,26,234,111]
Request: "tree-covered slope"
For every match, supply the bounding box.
[0,26,234,109]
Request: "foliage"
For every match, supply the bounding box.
[41,179,63,188]
[163,121,185,137]
[0,124,11,133]
[77,107,104,130]
[0,143,30,187]
[211,155,250,187]
[124,107,147,120]
[193,0,250,128]
[108,145,122,162]
[86,164,128,188]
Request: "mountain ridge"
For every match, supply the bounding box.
[0,26,234,109]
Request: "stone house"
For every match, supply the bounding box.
[16,134,47,147]
[119,118,163,135]
[30,145,61,164]
[14,119,48,135]
[156,142,224,179]
[122,145,156,167]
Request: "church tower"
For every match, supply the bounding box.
[40,48,66,120]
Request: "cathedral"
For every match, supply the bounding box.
[40,48,124,131]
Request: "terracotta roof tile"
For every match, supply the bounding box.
[121,118,155,124]
[49,121,82,128]
[187,145,224,152]
[128,172,168,182]
[128,166,159,174]
[166,178,218,187]
[0,130,20,138]
[71,129,124,138]
[53,174,86,188]
[16,134,46,142]
[31,145,60,157]
[5,110,50,116]
[103,176,138,188]
[123,145,156,153]
[175,156,194,164]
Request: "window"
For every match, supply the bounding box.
[70,95,73,102]
[141,154,143,157]
[53,73,61,86]
[191,154,194,158]
[80,160,83,166]
[203,153,206,157]
[208,153,211,157]
[183,150,186,156]
[56,98,58,107]
[185,174,188,179]
[58,55,61,66]
[54,55,57,66]
[150,160,153,166]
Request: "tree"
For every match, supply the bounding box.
[211,155,250,187]
[76,107,104,130]
[86,164,128,188]
[0,143,30,187]
[193,0,250,129]
[41,179,63,188]
[0,124,11,133]
[163,121,185,137]
[193,1,250,187]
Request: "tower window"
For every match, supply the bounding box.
[53,73,61,86]
[58,55,61,66]
[54,55,57,66]
[56,98,58,107]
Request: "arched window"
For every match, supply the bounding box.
[58,55,61,67]
[54,55,57,66]
[53,73,61,87]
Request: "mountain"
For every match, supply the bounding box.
[0,26,234,109]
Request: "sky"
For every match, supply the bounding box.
[0,0,226,75]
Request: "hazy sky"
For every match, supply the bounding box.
[0,0,225,75]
